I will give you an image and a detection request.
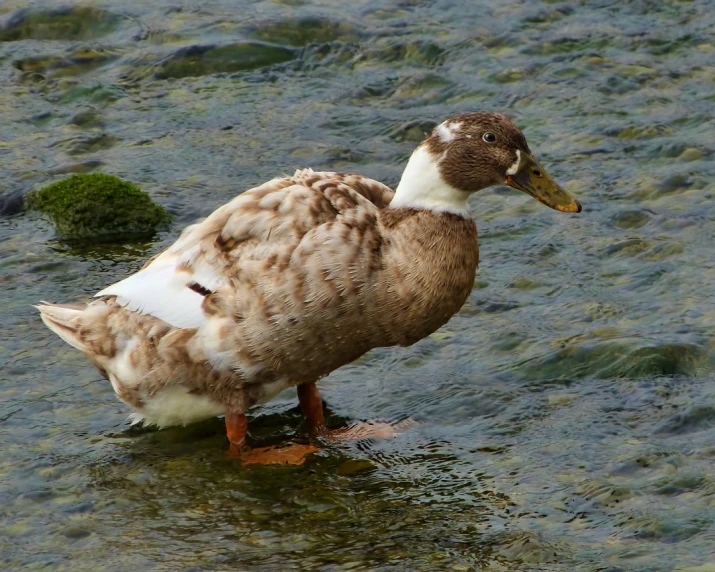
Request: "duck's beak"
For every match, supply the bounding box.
[505,152,582,213]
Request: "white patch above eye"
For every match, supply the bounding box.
[436,121,463,143]
[505,149,521,176]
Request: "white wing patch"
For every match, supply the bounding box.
[96,253,223,329]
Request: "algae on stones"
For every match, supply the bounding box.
[0,7,121,42]
[26,173,171,240]
[155,42,295,79]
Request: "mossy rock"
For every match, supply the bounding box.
[26,173,171,241]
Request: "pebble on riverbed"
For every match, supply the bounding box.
[25,173,171,241]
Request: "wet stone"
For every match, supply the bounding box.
[51,134,119,155]
[610,124,673,139]
[155,43,296,80]
[249,17,361,47]
[678,147,704,161]
[69,109,104,128]
[618,343,703,377]
[489,530,568,564]
[490,67,533,83]
[361,40,446,66]
[0,7,122,42]
[13,56,64,75]
[25,110,54,124]
[57,83,127,105]
[61,525,91,540]
[528,5,574,23]
[657,142,689,158]
[658,173,693,194]
[14,47,118,78]
[654,472,705,496]
[522,341,703,381]
[389,120,438,143]
[0,189,26,216]
[656,406,715,436]
[625,512,704,542]
[603,237,650,257]
[610,209,651,229]
[47,160,105,175]
[547,393,579,407]
[337,459,378,477]
[65,501,94,514]
[21,489,54,502]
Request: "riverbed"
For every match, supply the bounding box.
[1,0,714,569]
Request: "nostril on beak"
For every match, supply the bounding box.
[533,170,543,178]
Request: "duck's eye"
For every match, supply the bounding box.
[483,132,496,143]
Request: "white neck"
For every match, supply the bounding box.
[390,146,470,216]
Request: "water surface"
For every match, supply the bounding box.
[1,0,714,569]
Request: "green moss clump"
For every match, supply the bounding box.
[26,173,171,240]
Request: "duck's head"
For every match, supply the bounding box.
[391,111,582,216]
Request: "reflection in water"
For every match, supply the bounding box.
[1,0,714,569]
[90,427,503,569]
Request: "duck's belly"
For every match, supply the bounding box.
[122,378,295,428]
[128,386,226,428]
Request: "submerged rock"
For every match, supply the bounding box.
[0,189,25,216]
[337,459,378,476]
[521,340,704,381]
[0,7,121,42]
[389,119,438,143]
[155,42,295,79]
[26,173,171,240]
[250,17,361,47]
[13,46,119,78]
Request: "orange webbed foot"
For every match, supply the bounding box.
[298,382,416,443]
[225,409,320,465]
[229,443,320,466]
[317,418,416,442]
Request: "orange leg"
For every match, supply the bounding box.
[297,382,326,429]
[225,383,411,465]
[225,408,319,466]
[297,382,410,441]
[225,411,248,457]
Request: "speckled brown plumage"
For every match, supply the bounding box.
[38,170,477,424]
[37,111,580,431]
[424,112,531,193]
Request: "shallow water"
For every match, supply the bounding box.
[1,0,714,569]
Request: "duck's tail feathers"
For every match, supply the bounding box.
[35,301,88,352]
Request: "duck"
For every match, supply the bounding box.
[36,112,581,464]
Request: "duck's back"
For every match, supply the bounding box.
[100,170,395,329]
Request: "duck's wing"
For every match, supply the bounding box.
[96,170,395,329]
